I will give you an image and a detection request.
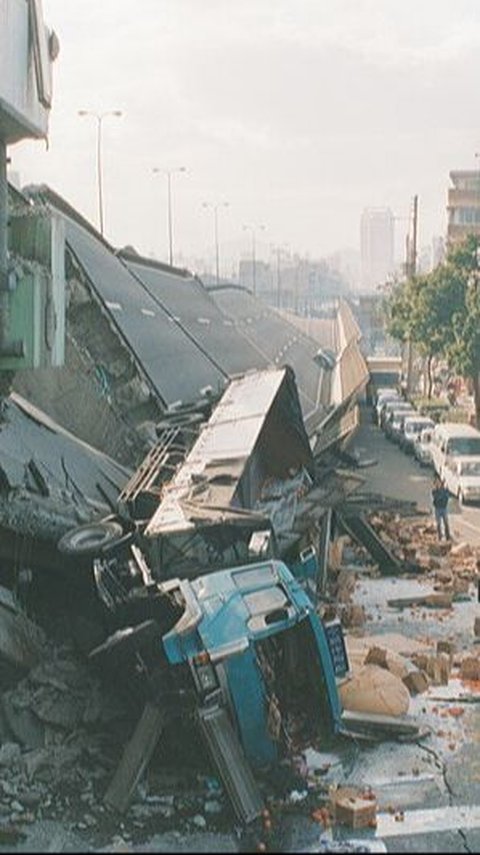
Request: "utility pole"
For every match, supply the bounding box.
[78,110,123,237]
[152,167,186,266]
[203,202,229,285]
[243,224,265,296]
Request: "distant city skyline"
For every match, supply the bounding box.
[8,0,480,270]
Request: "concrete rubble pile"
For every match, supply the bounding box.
[0,597,234,848]
[326,509,480,719]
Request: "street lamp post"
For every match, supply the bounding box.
[242,224,265,296]
[78,109,122,237]
[202,202,229,284]
[152,166,186,266]
[271,244,288,309]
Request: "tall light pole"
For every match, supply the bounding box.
[243,224,265,296]
[78,109,122,237]
[202,202,229,284]
[271,244,289,309]
[152,166,186,266]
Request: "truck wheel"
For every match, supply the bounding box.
[58,520,125,557]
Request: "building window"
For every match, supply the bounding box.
[452,208,480,226]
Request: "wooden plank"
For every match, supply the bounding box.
[104,701,166,814]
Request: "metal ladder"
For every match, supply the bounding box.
[117,427,186,521]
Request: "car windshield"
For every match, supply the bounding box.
[386,404,410,415]
[407,421,431,433]
[448,438,480,455]
[459,461,480,476]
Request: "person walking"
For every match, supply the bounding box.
[432,475,451,541]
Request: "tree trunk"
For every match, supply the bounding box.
[472,373,480,428]
[427,354,434,400]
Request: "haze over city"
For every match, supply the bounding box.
[9,0,480,273]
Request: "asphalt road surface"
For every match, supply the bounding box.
[351,407,480,547]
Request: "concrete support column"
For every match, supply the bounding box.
[0,139,17,398]
[0,137,8,351]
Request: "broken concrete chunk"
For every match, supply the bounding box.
[23,748,52,780]
[423,593,453,609]
[459,656,480,681]
[365,646,409,681]
[412,653,430,672]
[435,570,453,585]
[403,670,429,696]
[438,653,451,685]
[0,742,22,768]
[339,665,410,717]
[1,694,45,750]
[450,542,473,558]
[365,646,388,669]
[0,594,46,672]
[34,691,84,730]
[437,640,456,658]
[341,605,366,629]
[426,655,450,686]
[330,786,377,829]
[452,577,471,596]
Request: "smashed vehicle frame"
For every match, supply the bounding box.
[57,366,374,840]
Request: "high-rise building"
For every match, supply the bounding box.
[360,208,394,290]
[447,171,480,244]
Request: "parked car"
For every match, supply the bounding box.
[383,404,415,439]
[430,422,480,478]
[442,455,480,505]
[388,408,418,443]
[374,387,398,407]
[413,426,434,467]
[400,416,435,453]
[375,392,402,426]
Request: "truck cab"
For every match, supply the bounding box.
[91,557,347,829]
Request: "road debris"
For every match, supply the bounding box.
[330,786,377,829]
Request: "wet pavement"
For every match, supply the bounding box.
[343,409,480,853]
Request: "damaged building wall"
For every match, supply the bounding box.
[14,264,158,467]
[9,188,166,466]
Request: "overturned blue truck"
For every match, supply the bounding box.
[58,367,373,842]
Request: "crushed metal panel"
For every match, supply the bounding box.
[145,367,314,537]
[312,405,360,457]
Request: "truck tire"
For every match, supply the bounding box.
[58,520,125,557]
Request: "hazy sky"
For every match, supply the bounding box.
[9,0,480,272]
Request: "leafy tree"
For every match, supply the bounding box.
[384,272,450,398]
[441,235,480,424]
[384,234,480,419]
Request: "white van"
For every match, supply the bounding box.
[443,455,480,504]
[430,422,480,477]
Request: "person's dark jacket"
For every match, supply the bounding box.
[432,485,449,509]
